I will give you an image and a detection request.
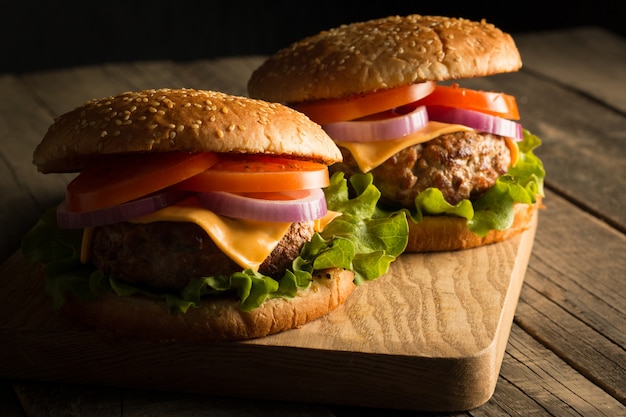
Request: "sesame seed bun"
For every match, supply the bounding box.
[247,14,522,103]
[248,15,542,253]
[33,88,342,173]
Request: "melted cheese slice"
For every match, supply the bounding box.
[505,137,519,166]
[336,121,474,173]
[80,197,341,271]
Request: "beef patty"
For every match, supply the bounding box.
[90,221,315,292]
[331,131,511,208]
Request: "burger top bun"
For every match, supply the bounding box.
[247,15,522,103]
[34,88,342,173]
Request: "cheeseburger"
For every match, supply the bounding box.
[248,15,545,252]
[22,88,407,342]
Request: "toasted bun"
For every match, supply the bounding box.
[61,268,355,343]
[33,88,342,173]
[406,200,540,252]
[248,15,522,103]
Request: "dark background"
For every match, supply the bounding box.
[2,1,624,74]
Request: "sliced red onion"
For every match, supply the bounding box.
[426,105,523,141]
[197,188,327,222]
[57,189,189,228]
[322,105,429,142]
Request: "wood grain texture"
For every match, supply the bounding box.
[517,191,626,404]
[0,215,536,412]
[515,27,626,113]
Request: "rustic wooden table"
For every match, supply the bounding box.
[1,26,624,416]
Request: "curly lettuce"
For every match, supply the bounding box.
[21,172,408,313]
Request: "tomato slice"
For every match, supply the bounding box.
[175,155,330,193]
[291,81,435,125]
[411,84,520,120]
[66,152,218,212]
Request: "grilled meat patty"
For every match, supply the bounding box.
[331,131,511,208]
[90,221,315,292]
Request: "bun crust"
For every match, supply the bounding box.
[61,268,355,343]
[248,15,522,103]
[34,88,342,173]
[406,201,539,252]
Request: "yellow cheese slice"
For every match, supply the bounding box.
[129,197,291,271]
[80,227,94,264]
[315,210,341,232]
[80,197,341,272]
[336,121,473,173]
[505,137,519,166]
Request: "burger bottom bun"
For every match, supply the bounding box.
[62,268,355,343]
[406,200,541,252]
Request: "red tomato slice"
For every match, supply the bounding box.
[291,82,435,125]
[411,84,520,120]
[66,152,218,212]
[175,155,330,193]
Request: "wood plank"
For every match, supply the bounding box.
[19,65,135,115]
[0,75,73,263]
[175,56,266,97]
[514,27,626,113]
[14,382,121,417]
[13,381,336,417]
[515,191,626,404]
[0,215,536,412]
[494,325,625,416]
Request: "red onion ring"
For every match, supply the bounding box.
[322,105,429,142]
[426,105,523,141]
[197,188,327,222]
[57,189,189,228]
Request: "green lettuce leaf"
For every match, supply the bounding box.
[21,172,408,313]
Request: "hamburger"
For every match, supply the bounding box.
[248,15,545,252]
[21,88,408,342]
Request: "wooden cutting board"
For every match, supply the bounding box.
[0,214,537,412]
